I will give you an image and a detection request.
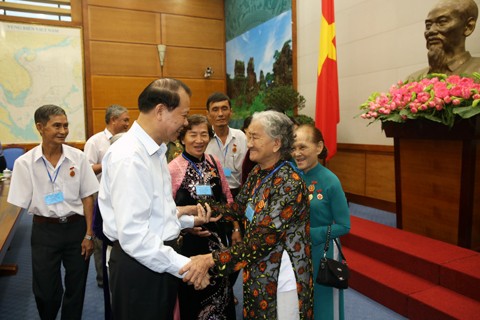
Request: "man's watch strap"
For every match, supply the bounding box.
[84,234,94,241]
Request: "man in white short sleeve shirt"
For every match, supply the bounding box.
[8,104,99,320]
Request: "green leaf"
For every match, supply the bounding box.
[381,113,403,122]
[423,114,443,123]
[452,106,480,118]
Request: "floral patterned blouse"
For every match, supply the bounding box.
[210,160,313,319]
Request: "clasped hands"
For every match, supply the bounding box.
[179,253,215,290]
[177,203,220,290]
[177,203,222,237]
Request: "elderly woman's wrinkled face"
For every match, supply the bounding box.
[247,119,280,168]
[182,122,210,159]
[292,127,323,173]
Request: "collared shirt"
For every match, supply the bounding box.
[205,127,247,189]
[98,121,194,277]
[7,144,99,217]
[84,128,113,181]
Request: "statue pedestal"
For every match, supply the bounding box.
[383,117,480,249]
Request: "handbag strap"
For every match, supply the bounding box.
[323,225,347,262]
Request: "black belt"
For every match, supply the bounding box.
[33,214,84,224]
[113,238,180,252]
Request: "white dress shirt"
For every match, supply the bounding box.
[98,121,194,277]
[7,144,99,217]
[205,127,247,189]
[84,128,113,181]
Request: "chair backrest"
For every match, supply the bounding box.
[3,147,26,170]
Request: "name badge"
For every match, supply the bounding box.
[44,191,64,205]
[196,184,213,196]
[245,202,255,222]
[223,168,232,177]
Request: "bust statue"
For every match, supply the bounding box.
[407,0,480,81]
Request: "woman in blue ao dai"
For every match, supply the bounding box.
[292,124,351,320]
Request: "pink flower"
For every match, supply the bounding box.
[359,74,480,127]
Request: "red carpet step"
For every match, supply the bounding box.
[341,216,480,319]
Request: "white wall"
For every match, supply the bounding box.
[297,0,480,145]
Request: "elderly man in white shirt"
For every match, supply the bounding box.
[84,104,129,288]
[8,104,99,320]
[84,104,130,179]
[99,78,216,320]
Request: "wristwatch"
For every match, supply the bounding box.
[84,234,94,241]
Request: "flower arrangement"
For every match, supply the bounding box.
[359,73,480,127]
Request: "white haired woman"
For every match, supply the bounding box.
[180,110,313,320]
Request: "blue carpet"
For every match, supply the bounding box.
[0,204,406,319]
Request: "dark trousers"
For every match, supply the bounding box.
[109,242,179,320]
[31,217,89,320]
[0,155,6,171]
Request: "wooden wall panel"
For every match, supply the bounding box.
[91,109,106,137]
[327,144,396,212]
[182,79,225,111]
[88,6,160,43]
[365,153,395,202]
[84,0,226,137]
[328,151,366,196]
[86,0,224,19]
[90,42,160,76]
[163,47,224,79]
[161,14,224,49]
[91,76,156,109]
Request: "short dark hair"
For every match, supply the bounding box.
[105,104,128,124]
[206,92,231,111]
[178,114,213,146]
[242,115,253,132]
[138,78,191,113]
[34,105,66,125]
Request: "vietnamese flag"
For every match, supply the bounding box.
[315,0,339,161]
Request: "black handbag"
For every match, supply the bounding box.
[316,225,349,289]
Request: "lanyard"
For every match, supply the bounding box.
[249,161,287,201]
[41,157,62,184]
[215,137,229,164]
[182,153,205,179]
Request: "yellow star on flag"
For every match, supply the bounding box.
[318,16,337,74]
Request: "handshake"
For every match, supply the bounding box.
[177,203,220,290]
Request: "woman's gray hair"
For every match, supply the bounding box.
[251,110,294,159]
